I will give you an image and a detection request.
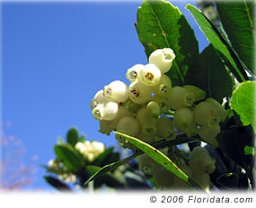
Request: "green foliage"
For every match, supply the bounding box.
[231,81,256,130]
[186,4,248,82]
[115,132,189,184]
[93,147,119,166]
[217,125,255,172]
[136,0,198,86]
[54,144,84,173]
[185,45,233,102]
[66,128,80,146]
[44,176,71,191]
[85,165,125,188]
[216,1,255,73]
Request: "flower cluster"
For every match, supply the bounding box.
[75,141,105,162]
[47,159,76,183]
[91,48,227,149]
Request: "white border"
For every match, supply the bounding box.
[0,0,255,207]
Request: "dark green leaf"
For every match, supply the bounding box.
[84,151,140,186]
[185,45,233,102]
[93,147,120,166]
[54,144,84,173]
[44,176,71,191]
[66,128,79,146]
[217,125,255,171]
[186,4,248,82]
[86,165,125,188]
[216,173,239,188]
[79,135,86,142]
[230,81,256,130]
[136,0,199,86]
[124,171,150,189]
[216,1,255,73]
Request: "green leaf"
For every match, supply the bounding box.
[115,132,189,183]
[66,128,79,146]
[83,135,198,186]
[54,144,84,173]
[136,0,199,86]
[216,1,255,73]
[186,4,248,82]
[185,45,233,102]
[44,176,71,191]
[230,81,256,130]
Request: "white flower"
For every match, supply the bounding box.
[149,48,176,73]
[126,64,144,82]
[90,90,110,109]
[103,80,128,103]
[75,141,105,162]
[128,81,151,104]
[138,64,161,86]
[92,101,119,121]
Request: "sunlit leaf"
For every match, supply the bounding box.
[186,4,248,82]
[136,0,198,86]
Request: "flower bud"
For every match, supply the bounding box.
[191,173,211,192]
[150,95,170,113]
[137,154,155,175]
[205,98,227,122]
[156,117,175,139]
[193,101,220,126]
[115,116,140,149]
[149,48,176,73]
[189,146,216,176]
[168,86,195,110]
[116,116,140,137]
[136,107,157,136]
[183,85,206,102]
[152,74,172,98]
[99,120,113,135]
[138,64,161,86]
[174,107,194,130]
[198,124,220,147]
[146,101,160,117]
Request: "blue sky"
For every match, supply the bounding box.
[1,1,208,190]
